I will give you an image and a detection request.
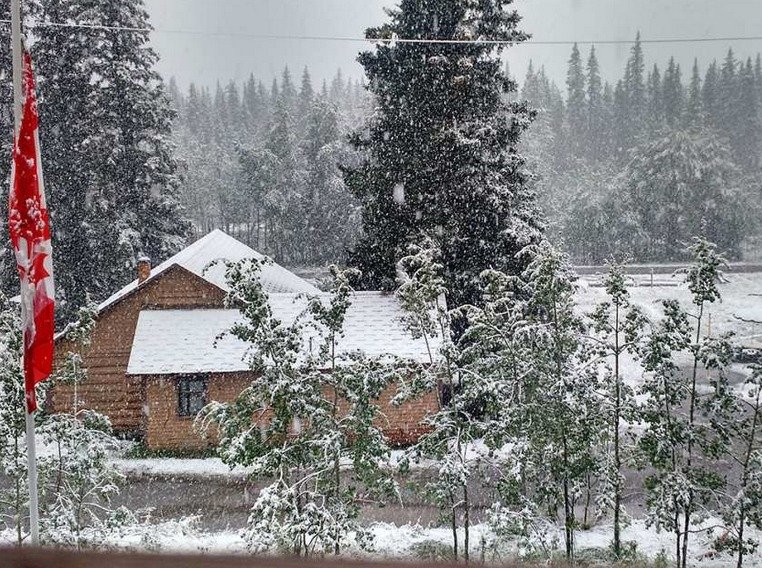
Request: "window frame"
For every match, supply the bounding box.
[176,374,208,418]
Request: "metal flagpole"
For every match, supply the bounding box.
[11,0,40,547]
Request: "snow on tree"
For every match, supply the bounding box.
[40,411,135,550]
[714,361,762,568]
[517,243,605,562]
[346,0,543,308]
[0,293,37,545]
[199,260,396,556]
[33,0,189,319]
[622,129,747,261]
[588,261,647,558]
[457,264,557,560]
[301,98,361,265]
[41,301,136,549]
[392,242,486,562]
[637,238,735,568]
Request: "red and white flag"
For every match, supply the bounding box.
[8,49,54,413]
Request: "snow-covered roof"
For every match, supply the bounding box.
[98,230,320,312]
[126,292,440,375]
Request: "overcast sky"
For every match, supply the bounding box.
[144,0,762,91]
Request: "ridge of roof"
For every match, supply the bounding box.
[97,230,320,313]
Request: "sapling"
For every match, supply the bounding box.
[200,259,396,556]
[588,260,647,557]
[638,238,732,568]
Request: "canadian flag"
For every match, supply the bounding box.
[8,49,54,413]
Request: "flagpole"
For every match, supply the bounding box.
[11,0,40,547]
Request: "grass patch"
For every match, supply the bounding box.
[122,441,218,460]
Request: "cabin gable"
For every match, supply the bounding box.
[51,264,228,434]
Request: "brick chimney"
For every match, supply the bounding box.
[137,255,151,284]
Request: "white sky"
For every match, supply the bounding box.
[144,0,762,90]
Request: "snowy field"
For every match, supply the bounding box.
[3,515,759,566]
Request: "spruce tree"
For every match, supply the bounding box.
[302,98,359,264]
[646,64,663,131]
[566,43,586,158]
[34,0,189,317]
[89,0,190,282]
[34,0,104,315]
[585,46,606,159]
[737,58,760,170]
[662,58,684,127]
[686,59,703,125]
[623,129,746,261]
[623,33,646,139]
[346,0,543,309]
[702,61,721,128]
[298,66,314,126]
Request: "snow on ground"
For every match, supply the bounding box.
[577,271,762,391]
[112,457,252,480]
[9,517,756,566]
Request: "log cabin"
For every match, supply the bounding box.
[50,230,439,450]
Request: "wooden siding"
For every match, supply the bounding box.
[50,265,227,434]
[144,372,438,451]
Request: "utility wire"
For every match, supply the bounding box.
[0,18,760,46]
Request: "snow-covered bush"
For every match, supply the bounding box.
[0,292,37,545]
[40,411,134,550]
[41,303,137,550]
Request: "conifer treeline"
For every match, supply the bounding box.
[522,35,762,263]
[0,0,189,322]
[169,67,371,265]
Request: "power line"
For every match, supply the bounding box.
[0,19,761,46]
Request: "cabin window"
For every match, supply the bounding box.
[177,375,207,417]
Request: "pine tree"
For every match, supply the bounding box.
[686,59,703,125]
[346,0,543,309]
[623,129,746,261]
[522,243,605,562]
[646,64,663,131]
[263,93,305,261]
[716,362,762,568]
[702,60,721,128]
[638,239,733,568]
[566,43,587,158]
[393,243,478,562]
[35,0,189,318]
[719,49,740,149]
[329,68,345,104]
[225,80,245,139]
[623,33,646,139]
[613,79,630,157]
[585,46,606,159]
[737,58,760,170]
[302,98,359,264]
[589,262,647,558]
[662,58,684,127]
[297,66,314,127]
[34,0,105,316]
[280,66,296,110]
